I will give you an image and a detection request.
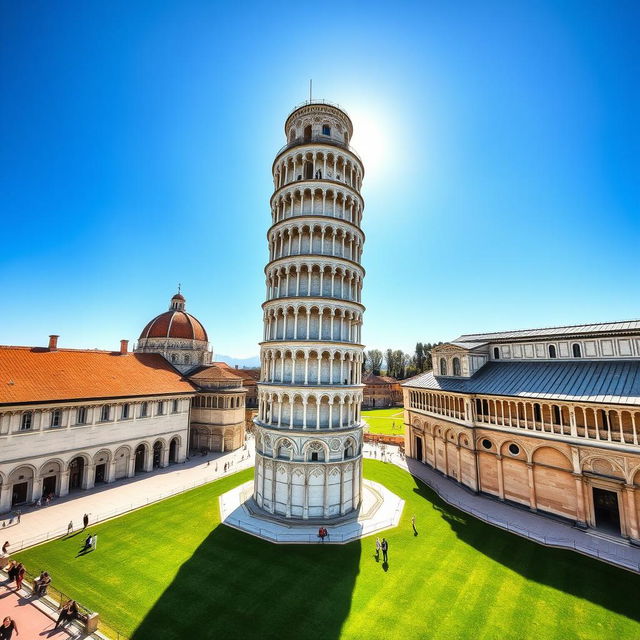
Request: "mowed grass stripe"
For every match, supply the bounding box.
[15,462,640,640]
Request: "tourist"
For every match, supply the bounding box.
[34,571,51,596]
[6,561,18,581]
[318,527,325,541]
[55,600,79,629]
[0,616,18,640]
[15,563,25,591]
[67,521,73,535]
[83,534,93,551]
[411,514,417,534]
[381,538,389,563]
[82,513,89,530]
[375,537,381,560]
[1,541,8,555]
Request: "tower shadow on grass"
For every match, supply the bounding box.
[131,522,362,640]
[411,480,640,623]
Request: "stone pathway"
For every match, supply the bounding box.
[3,440,255,552]
[362,443,640,573]
[0,579,80,639]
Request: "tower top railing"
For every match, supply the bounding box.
[286,99,350,119]
[274,135,362,163]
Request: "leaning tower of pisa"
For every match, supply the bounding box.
[254,100,366,519]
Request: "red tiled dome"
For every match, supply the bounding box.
[139,311,208,342]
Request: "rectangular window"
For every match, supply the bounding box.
[51,409,61,427]
[157,401,164,415]
[141,402,148,418]
[173,399,179,413]
[121,403,130,419]
[21,412,33,430]
[77,407,87,424]
[100,405,110,421]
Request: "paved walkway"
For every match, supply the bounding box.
[0,579,80,639]
[4,440,255,552]
[362,442,640,573]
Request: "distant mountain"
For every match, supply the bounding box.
[215,354,261,368]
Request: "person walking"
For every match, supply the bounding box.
[411,514,417,534]
[67,521,73,535]
[375,537,381,561]
[0,616,18,639]
[381,538,389,563]
[82,513,89,530]
[1,541,8,555]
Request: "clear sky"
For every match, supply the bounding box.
[1,1,639,358]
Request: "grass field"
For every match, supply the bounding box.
[362,406,405,435]
[15,461,640,640]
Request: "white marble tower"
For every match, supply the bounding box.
[253,100,366,519]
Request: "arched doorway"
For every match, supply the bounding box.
[415,437,423,462]
[134,444,146,473]
[68,457,85,491]
[169,438,179,464]
[153,441,163,469]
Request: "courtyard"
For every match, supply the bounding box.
[13,460,640,640]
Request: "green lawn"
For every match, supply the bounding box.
[15,461,640,640]
[362,406,405,435]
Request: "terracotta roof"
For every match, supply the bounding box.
[364,374,397,385]
[214,363,260,385]
[139,310,208,342]
[0,346,196,405]
[189,364,243,382]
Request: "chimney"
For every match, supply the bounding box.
[120,339,129,355]
[48,335,59,351]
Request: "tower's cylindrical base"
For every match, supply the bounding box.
[253,424,362,519]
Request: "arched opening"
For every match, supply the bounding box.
[169,438,179,464]
[134,444,146,473]
[493,347,500,359]
[303,124,312,140]
[68,457,85,491]
[153,441,163,469]
[572,343,582,358]
[415,437,423,462]
[439,358,447,376]
[322,124,331,136]
[548,345,557,359]
[304,161,313,179]
[452,357,461,376]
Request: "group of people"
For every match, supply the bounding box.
[6,561,25,591]
[67,513,90,536]
[33,492,56,508]
[317,527,329,541]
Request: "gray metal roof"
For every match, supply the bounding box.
[454,319,640,344]
[402,360,640,406]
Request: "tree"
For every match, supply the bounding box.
[384,349,394,376]
[366,349,383,375]
[415,342,425,372]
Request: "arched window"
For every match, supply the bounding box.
[534,403,542,422]
[322,124,331,136]
[548,345,557,359]
[439,358,447,376]
[289,130,295,142]
[493,347,500,360]
[572,343,582,358]
[304,161,313,179]
[452,357,461,376]
[303,125,312,139]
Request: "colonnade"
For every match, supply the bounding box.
[261,348,362,385]
[271,185,363,225]
[263,305,362,342]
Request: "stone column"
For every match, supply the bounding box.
[527,463,537,511]
[624,484,639,542]
[59,470,70,497]
[496,455,505,501]
[0,484,12,513]
[574,473,587,528]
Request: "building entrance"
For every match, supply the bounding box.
[42,475,57,497]
[415,437,423,462]
[69,457,85,490]
[12,482,28,506]
[95,464,106,484]
[593,488,621,535]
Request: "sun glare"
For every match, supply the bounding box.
[349,107,391,176]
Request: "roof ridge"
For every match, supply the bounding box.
[457,317,640,340]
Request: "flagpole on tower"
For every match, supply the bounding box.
[309,79,312,102]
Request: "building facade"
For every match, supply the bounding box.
[403,321,640,542]
[363,374,403,408]
[0,338,194,512]
[254,100,366,519]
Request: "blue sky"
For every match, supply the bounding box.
[1,1,639,358]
